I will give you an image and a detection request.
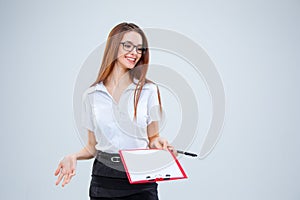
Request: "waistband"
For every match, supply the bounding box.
[96,150,121,163]
[94,150,126,175]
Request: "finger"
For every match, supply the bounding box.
[162,141,169,149]
[55,172,64,185]
[54,164,62,176]
[62,172,73,187]
[62,174,68,187]
[70,169,76,176]
[173,150,178,157]
[167,145,178,156]
[167,145,174,150]
[67,168,75,179]
[62,173,70,187]
[155,141,163,149]
[68,170,76,183]
[167,146,174,153]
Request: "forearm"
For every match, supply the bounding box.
[74,144,97,160]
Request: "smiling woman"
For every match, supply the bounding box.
[54,22,176,200]
[118,35,144,68]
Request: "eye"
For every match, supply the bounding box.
[137,45,145,52]
[124,43,132,49]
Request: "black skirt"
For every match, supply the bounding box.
[90,155,158,200]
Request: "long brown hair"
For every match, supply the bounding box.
[91,22,161,118]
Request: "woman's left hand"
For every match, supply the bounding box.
[149,136,168,149]
[149,137,178,157]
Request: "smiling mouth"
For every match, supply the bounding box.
[125,56,136,64]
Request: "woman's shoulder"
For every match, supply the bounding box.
[143,82,158,91]
[83,82,104,95]
[144,81,157,89]
[81,84,99,102]
[84,85,97,95]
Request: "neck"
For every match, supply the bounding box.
[106,63,131,88]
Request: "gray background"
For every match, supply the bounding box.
[1,0,299,199]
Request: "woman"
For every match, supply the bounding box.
[54,22,176,200]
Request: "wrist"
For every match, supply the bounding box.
[148,133,160,143]
[67,153,78,160]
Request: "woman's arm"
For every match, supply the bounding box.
[147,121,168,149]
[147,121,177,156]
[75,130,97,160]
[54,130,97,187]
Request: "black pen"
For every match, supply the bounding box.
[177,150,198,157]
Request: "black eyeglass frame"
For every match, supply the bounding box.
[120,41,147,54]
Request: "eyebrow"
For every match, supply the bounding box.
[122,40,143,46]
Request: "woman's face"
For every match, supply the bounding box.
[116,31,143,70]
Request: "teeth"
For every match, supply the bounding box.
[126,57,135,61]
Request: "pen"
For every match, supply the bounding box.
[177,150,198,157]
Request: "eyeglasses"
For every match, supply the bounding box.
[120,41,146,54]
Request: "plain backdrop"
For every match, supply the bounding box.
[0,0,299,200]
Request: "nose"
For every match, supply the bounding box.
[130,46,139,54]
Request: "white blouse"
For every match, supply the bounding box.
[81,81,161,153]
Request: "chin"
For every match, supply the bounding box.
[122,60,137,70]
[128,63,136,69]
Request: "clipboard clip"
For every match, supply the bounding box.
[146,174,171,182]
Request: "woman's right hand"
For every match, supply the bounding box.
[54,154,77,187]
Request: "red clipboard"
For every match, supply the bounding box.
[119,149,188,184]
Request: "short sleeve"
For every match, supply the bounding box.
[81,92,95,133]
[147,84,162,125]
